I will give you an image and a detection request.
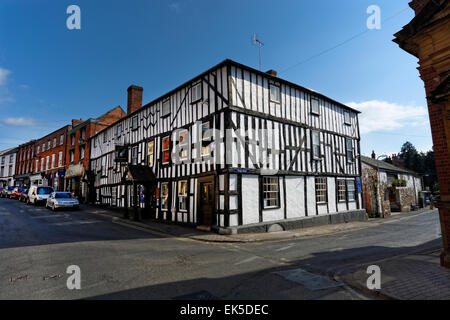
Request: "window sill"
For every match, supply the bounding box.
[263,206,281,211]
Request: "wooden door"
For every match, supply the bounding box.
[198,177,214,229]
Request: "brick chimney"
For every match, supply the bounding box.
[266,69,278,77]
[72,118,84,127]
[409,0,431,14]
[127,85,143,115]
[371,150,376,159]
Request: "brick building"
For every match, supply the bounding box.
[0,147,18,187]
[31,125,71,190]
[14,140,36,188]
[65,106,125,202]
[394,0,450,267]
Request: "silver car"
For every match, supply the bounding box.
[46,192,80,211]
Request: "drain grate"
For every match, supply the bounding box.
[274,268,344,291]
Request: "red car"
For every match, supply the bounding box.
[10,187,25,199]
[19,188,29,202]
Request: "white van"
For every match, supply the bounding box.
[27,186,54,205]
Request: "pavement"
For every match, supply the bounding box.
[82,204,437,243]
[0,197,447,300]
[336,247,450,300]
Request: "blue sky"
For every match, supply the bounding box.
[0,0,431,157]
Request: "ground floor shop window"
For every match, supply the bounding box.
[337,179,346,202]
[161,182,169,211]
[347,180,356,201]
[178,180,188,211]
[315,177,327,203]
[262,176,280,209]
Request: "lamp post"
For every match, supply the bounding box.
[376,155,388,218]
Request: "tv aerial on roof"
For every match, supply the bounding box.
[252,33,264,71]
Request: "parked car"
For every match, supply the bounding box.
[46,192,79,211]
[0,187,3,195]
[27,186,54,205]
[1,186,16,198]
[19,188,29,202]
[10,187,25,200]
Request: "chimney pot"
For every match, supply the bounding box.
[371,150,376,159]
[127,85,143,115]
[266,69,277,77]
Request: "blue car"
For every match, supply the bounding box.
[1,186,15,198]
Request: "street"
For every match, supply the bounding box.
[0,197,442,300]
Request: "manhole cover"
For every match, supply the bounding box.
[173,290,219,300]
[274,268,344,291]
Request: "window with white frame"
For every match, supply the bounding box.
[132,116,138,130]
[311,97,320,115]
[53,138,56,148]
[162,99,170,117]
[80,146,85,160]
[315,177,327,203]
[162,136,170,165]
[262,176,280,209]
[161,182,169,211]
[201,122,211,156]
[60,134,64,145]
[42,143,45,152]
[178,129,189,161]
[46,156,50,171]
[58,151,63,167]
[347,180,356,201]
[70,150,74,163]
[269,84,281,103]
[37,145,40,154]
[191,82,202,102]
[312,131,320,159]
[337,180,346,202]
[47,141,50,150]
[80,129,85,141]
[41,158,44,172]
[51,154,55,169]
[344,111,351,125]
[346,138,354,162]
[131,146,138,165]
[178,180,188,211]
[147,141,154,167]
[101,156,107,176]
[35,160,38,172]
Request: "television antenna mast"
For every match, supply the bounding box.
[252,33,264,71]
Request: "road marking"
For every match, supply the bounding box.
[0,212,10,216]
[234,256,259,265]
[276,244,295,252]
[51,220,101,226]
[32,214,67,219]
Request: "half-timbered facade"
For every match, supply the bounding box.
[89,59,364,233]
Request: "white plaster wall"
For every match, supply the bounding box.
[285,176,305,219]
[337,202,347,212]
[263,176,285,222]
[242,175,259,225]
[318,204,328,215]
[327,177,336,213]
[229,214,238,227]
[306,176,316,216]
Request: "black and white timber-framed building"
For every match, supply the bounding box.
[89,59,365,233]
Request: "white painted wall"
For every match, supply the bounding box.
[242,175,259,225]
[285,176,305,219]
